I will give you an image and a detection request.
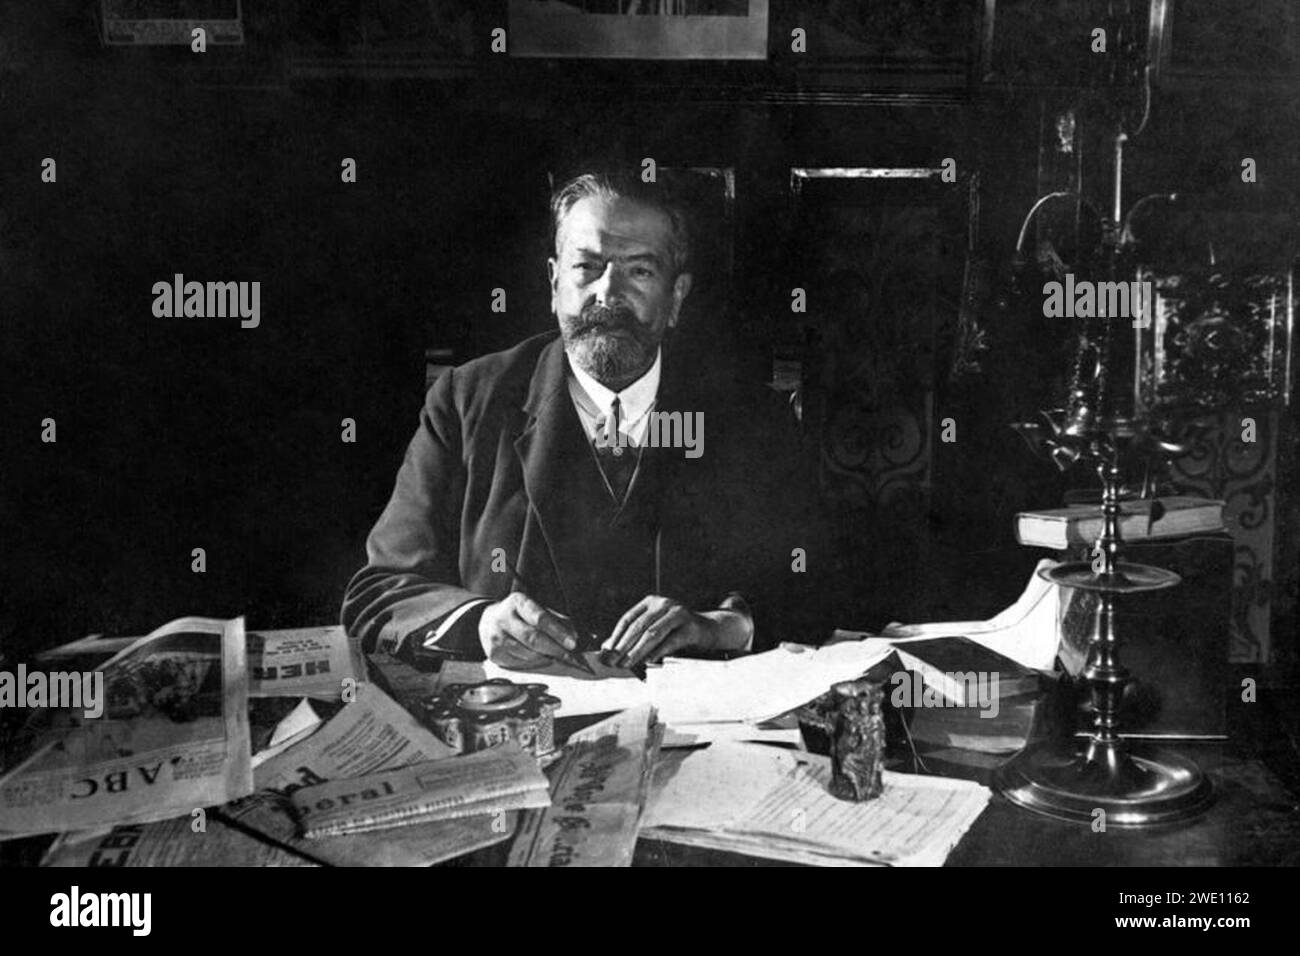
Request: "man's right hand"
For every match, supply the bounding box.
[477,592,581,670]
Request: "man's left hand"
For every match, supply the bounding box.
[603,595,751,668]
[602,596,715,667]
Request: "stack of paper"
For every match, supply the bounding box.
[641,742,991,867]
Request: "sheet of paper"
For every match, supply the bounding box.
[483,652,651,718]
[738,758,991,867]
[848,558,1063,671]
[645,640,896,725]
[251,698,322,770]
[643,741,795,830]
[659,722,803,749]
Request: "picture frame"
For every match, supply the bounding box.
[507,0,770,60]
[100,0,245,46]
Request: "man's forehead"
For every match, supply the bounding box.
[557,195,673,257]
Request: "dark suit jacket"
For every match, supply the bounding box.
[342,330,825,656]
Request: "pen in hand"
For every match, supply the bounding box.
[505,562,597,677]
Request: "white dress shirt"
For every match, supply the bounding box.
[565,346,661,449]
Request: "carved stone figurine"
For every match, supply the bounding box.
[829,679,885,801]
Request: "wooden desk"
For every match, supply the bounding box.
[4,653,1293,867]
[627,746,1300,867]
[374,654,1300,868]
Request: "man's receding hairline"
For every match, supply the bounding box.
[554,197,677,259]
[550,172,690,274]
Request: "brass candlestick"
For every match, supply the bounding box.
[997,419,1212,826]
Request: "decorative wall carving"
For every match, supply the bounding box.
[1140,267,1293,661]
[1170,408,1278,662]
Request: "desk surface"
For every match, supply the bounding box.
[372,653,1300,868]
[628,747,1299,867]
[3,654,1295,867]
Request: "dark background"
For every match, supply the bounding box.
[2,1,1297,669]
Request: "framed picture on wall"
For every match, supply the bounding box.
[774,0,987,85]
[100,0,245,46]
[508,1,770,60]
[1149,0,1299,81]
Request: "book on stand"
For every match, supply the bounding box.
[1015,496,1224,549]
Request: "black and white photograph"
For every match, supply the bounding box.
[1,0,1296,931]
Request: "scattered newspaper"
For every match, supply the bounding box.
[0,617,253,840]
[247,626,367,700]
[35,624,367,700]
[507,705,660,867]
[219,684,513,866]
[41,815,318,867]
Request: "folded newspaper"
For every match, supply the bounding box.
[0,617,253,840]
[289,743,551,839]
[34,623,367,701]
[220,684,516,866]
[507,705,661,867]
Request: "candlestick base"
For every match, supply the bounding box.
[993,738,1212,827]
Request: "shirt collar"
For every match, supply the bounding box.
[566,347,661,423]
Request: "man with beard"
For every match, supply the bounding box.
[342,168,817,670]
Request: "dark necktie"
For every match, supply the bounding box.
[594,397,637,503]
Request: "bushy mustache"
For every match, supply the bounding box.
[574,303,637,334]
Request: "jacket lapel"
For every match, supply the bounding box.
[650,343,705,516]
[511,336,606,614]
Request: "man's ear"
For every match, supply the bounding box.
[669,271,694,328]
[547,257,559,311]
